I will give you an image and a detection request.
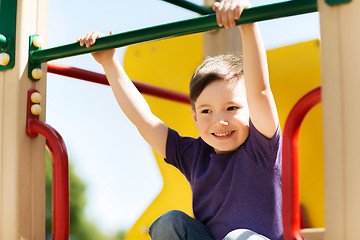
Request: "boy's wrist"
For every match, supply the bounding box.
[100,55,118,66]
[239,22,256,33]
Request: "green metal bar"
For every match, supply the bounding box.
[30,0,317,64]
[161,0,213,15]
[326,0,351,5]
[0,34,7,49]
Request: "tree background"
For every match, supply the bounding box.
[45,151,126,240]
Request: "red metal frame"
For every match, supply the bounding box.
[47,62,191,104]
[26,89,69,240]
[282,87,321,240]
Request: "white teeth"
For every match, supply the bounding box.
[213,132,232,137]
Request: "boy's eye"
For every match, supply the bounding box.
[227,106,239,111]
[201,109,211,114]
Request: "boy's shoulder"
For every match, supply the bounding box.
[247,119,282,148]
[167,127,209,151]
[241,119,282,169]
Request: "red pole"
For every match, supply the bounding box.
[26,90,69,240]
[282,87,321,240]
[47,62,191,104]
[27,119,70,240]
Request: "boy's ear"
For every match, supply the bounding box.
[191,108,198,124]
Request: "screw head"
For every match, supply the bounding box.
[31,104,41,116]
[33,36,44,48]
[31,92,42,103]
[0,52,10,66]
[31,68,42,80]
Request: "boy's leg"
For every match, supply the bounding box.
[222,229,270,240]
[149,210,215,240]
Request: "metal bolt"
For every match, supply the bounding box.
[0,52,10,66]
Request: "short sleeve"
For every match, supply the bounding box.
[246,120,282,170]
[165,128,200,181]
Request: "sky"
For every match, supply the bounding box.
[46,0,320,236]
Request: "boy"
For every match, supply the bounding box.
[78,0,283,239]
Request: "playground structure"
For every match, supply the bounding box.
[0,0,359,240]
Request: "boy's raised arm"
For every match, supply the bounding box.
[240,23,279,139]
[213,0,279,139]
[78,32,169,158]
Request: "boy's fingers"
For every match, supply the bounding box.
[215,10,223,26]
[89,32,98,46]
[234,6,241,21]
[221,9,230,28]
[223,1,232,28]
[229,2,241,27]
[82,32,90,48]
[78,31,108,48]
[226,8,236,28]
[217,0,233,28]
[213,0,250,29]
[85,32,100,48]
[231,9,239,28]
[77,38,83,46]
[77,34,87,46]
[214,1,224,27]
[212,1,220,11]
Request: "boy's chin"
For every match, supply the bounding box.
[214,146,239,154]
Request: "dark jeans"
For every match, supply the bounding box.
[149,210,269,240]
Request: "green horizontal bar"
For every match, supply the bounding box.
[161,0,213,15]
[30,0,317,64]
[0,34,7,49]
[326,0,351,5]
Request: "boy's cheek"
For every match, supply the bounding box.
[235,110,250,121]
[194,119,208,133]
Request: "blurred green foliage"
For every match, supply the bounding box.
[45,151,126,240]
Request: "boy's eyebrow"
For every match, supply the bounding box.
[196,104,211,110]
[196,101,244,109]
[227,101,246,107]
[226,101,239,105]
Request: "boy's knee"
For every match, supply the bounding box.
[161,210,187,220]
[154,210,188,226]
[149,210,189,238]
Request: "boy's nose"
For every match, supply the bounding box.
[214,115,229,127]
[217,120,229,126]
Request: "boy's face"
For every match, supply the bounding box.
[191,79,250,154]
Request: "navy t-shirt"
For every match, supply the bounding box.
[165,120,284,240]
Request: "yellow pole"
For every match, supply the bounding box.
[0,0,48,239]
[318,0,360,239]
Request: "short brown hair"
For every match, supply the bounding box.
[189,54,244,109]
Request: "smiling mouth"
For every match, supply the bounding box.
[212,131,234,137]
